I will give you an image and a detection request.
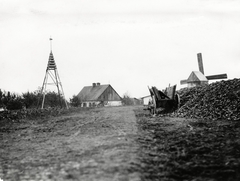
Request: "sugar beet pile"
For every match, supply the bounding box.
[176,78,240,121]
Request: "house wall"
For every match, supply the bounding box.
[81,101,122,107]
[98,86,121,101]
[81,101,101,107]
[142,96,152,106]
[105,101,122,106]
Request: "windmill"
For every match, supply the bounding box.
[180,53,227,87]
[39,38,68,109]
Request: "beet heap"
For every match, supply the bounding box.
[176,78,240,121]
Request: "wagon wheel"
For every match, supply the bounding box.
[152,95,157,115]
[175,94,180,109]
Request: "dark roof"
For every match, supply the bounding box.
[77,84,109,101]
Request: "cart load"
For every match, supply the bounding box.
[147,85,180,115]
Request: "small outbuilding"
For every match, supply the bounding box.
[141,95,152,106]
[77,83,122,107]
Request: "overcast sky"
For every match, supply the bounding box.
[0,0,240,99]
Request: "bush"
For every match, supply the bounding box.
[0,90,23,110]
[70,95,81,107]
[0,89,68,110]
[22,91,40,108]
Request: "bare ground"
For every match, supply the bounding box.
[0,106,140,181]
[135,109,240,181]
[1,106,240,181]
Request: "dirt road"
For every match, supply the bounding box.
[0,106,140,181]
[2,106,239,181]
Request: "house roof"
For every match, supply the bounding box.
[77,84,109,101]
[187,71,208,83]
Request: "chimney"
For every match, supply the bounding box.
[97,82,100,86]
[92,83,96,87]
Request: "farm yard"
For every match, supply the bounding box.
[0,107,139,181]
[135,110,240,180]
[1,0,240,180]
[1,103,240,180]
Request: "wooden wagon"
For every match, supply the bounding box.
[147,85,180,115]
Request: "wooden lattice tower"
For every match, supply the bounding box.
[39,38,68,109]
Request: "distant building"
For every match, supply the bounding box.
[186,71,209,87]
[180,53,227,88]
[141,95,152,106]
[77,83,122,107]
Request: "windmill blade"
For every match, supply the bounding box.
[206,74,227,80]
[197,53,205,75]
[180,79,188,85]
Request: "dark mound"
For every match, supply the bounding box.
[176,78,240,120]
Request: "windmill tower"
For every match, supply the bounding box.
[39,38,68,109]
[180,53,227,87]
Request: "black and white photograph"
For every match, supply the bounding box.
[0,0,240,180]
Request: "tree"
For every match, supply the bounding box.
[70,95,81,107]
[0,91,23,110]
[6,94,23,110]
[122,92,134,105]
[0,88,68,110]
[22,89,66,109]
[22,91,40,108]
[41,91,66,108]
[0,89,3,107]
